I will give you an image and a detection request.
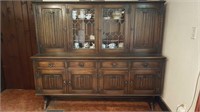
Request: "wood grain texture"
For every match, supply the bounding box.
[131,3,165,54]
[1,1,37,89]
[34,4,67,53]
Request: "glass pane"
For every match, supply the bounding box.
[102,8,125,49]
[71,8,95,49]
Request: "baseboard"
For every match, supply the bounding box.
[156,96,171,112]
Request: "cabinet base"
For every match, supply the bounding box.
[43,95,170,111]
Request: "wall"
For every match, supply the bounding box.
[1,1,37,89]
[162,0,200,111]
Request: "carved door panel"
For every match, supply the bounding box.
[131,4,165,54]
[99,5,131,53]
[99,70,128,94]
[35,69,66,94]
[34,5,67,53]
[68,5,98,53]
[130,70,161,94]
[68,69,97,94]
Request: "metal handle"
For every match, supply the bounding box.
[143,63,149,68]
[48,63,54,68]
[112,62,117,67]
[63,81,66,85]
[68,81,71,85]
[79,62,84,67]
[124,81,128,85]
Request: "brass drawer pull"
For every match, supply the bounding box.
[143,63,149,68]
[79,62,84,67]
[48,63,54,68]
[112,62,117,67]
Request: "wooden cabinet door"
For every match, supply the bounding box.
[34,4,67,53]
[34,69,66,94]
[68,5,98,53]
[99,4,131,53]
[68,69,97,94]
[130,70,162,94]
[99,70,128,94]
[131,3,165,54]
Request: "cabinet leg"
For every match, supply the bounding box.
[43,96,50,110]
[149,96,155,111]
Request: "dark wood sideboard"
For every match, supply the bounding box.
[31,1,166,110]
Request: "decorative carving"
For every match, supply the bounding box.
[134,8,161,50]
[39,8,64,49]
[134,74,154,90]
[72,75,93,90]
[103,75,125,90]
[42,74,63,89]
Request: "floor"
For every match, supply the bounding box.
[1,89,162,112]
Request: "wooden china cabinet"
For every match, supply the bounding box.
[31,1,166,110]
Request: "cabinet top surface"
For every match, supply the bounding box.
[31,53,166,59]
[32,1,165,3]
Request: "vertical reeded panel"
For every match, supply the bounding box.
[40,8,64,48]
[103,75,125,90]
[134,9,159,48]
[42,74,63,89]
[71,75,93,90]
[134,74,154,90]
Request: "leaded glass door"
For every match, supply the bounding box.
[100,5,130,53]
[68,5,98,53]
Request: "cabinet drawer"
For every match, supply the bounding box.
[37,61,65,68]
[100,61,128,68]
[68,61,96,68]
[131,61,161,69]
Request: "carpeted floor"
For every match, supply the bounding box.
[0,89,162,112]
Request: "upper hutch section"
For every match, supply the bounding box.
[33,1,165,55]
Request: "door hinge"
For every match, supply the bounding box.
[63,80,67,85]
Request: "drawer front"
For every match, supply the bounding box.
[68,61,96,68]
[37,61,65,68]
[100,61,128,68]
[131,61,161,69]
